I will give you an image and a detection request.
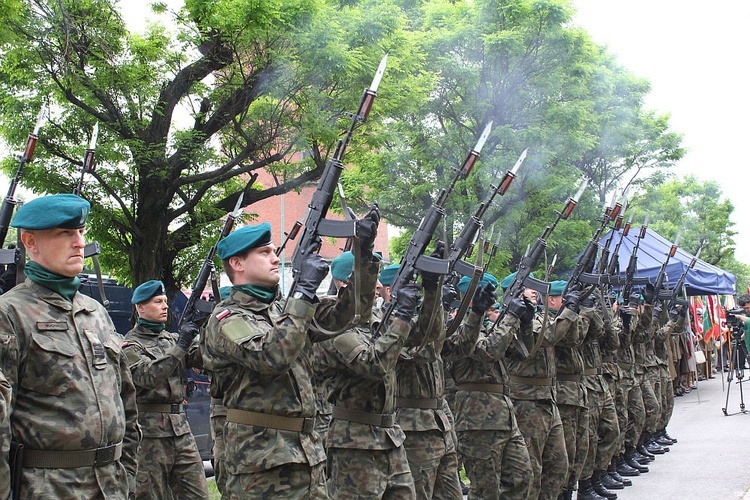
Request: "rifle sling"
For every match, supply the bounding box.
[445,240,484,337]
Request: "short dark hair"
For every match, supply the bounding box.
[738,294,750,307]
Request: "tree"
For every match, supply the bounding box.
[0,0,423,296]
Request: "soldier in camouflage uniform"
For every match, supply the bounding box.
[637,300,668,459]
[551,281,589,500]
[208,285,231,498]
[123,279,209,499]
[203,211,379,498]
[578,296,622,499]
[0,369,10,500]
[505,276,580,500]
[394,249,463,500]
[651,304,684,448]
[316,252,421,498]
[0,194,141,498]
[444,279,533,500]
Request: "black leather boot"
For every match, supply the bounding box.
[592,470,618,499]
[578,478,607,500]
[662,428,677,443]
[645,431,668,454]
[608,458,632,486]
[557,488,573,500]
[616,454,640,477]
[625,446,649,473]
[636,433,656,460]
[598,468,624,490]
[655,430,674,446]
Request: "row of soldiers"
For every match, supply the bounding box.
[0,192,686,499]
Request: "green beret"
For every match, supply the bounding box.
[330,251,354,281]
[217,222,273,260]
[379,263,400,287]
[131,280,166,304]
[547,280,567,297]
[219,286,231,300]
[11,194,90,230]
[457,273,498,293]
[500,271,534,291]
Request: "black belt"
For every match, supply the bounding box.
[457,383,510,396]
[138,403,183,414]
[226,409,315,434]
[396,397,440,409]
[20,442,122,469]
[332,406,395,428]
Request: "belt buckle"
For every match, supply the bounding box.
[171,403,181,413]
[382,414,395,427]
[503,386,510,396]
[302,418,315,434]
[95,444,117,466]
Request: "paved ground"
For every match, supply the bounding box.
[598,373,750,500]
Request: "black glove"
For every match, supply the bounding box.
[629,291,642,306]
[669,305,685,323]
[356,203,380,258]
[421,242,445,290]
[563,284,581,314]
[581,293,596,309]
[177,321,200,351]
[471,283,497,315]
[507,296,535,324]
[295,253,329,301]
[394,283,421,322]
[652,301,664,319]
[642,283,656,305]
[441,282,458,311]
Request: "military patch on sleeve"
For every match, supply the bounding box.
[222,317,256,344]
[216,309,231,320]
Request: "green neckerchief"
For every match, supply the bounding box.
[234,283,278,304]
[138,318,165,333]
[24,261,80,302]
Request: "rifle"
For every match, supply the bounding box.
[178,185,250,326]
[374,123,494,334]
[562,189,626,297]
[490,177,589,354]
[0,105,46,248]
[283,55,387,298]
[665,240,704,311]
[652,232,681,301]
[621,215,649,307]
[606,211,633,280]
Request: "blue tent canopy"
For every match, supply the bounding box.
[598,228,736,296]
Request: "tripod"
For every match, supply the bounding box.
[722,327,747,416]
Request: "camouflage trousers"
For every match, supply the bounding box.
[457,428,532,500]
[658,365,675,429]
[226,462,326,499]
[624,380,645,448]
[210,400,227,498]
[402,429,462,499]
[605,374,628,454]
[327,446,415,499]
[135,434,208,499]
[641,368,662,433]
[581,387,619,478]
[512,399,568,500]
[558,403,589,489]
[17,461,132,499]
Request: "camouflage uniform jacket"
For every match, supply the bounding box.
[202,259,378,474]
[317,313,411,450]
[396,286,453,434]
[554,308,587,408]
[505,306,578,401]
[632,304,655,374]
[600,311,621,380]
[446,311,519,431]
[0,369,10,500]
[0,279,140,496]
[123,324,202,438]
[580,306,609,393]
[654,316,683,367]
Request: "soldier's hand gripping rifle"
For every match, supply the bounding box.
[374,123,494,334]
[178,185,251,327]
[0,106,47,281]
[490,177,590,356]
[621,215,650,307]
[282,55,387,300]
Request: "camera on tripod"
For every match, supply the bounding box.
[726,307,746,336]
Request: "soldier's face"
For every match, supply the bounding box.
[21,227,86,278]
[137,295,169,323]
[230,243,281,287]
